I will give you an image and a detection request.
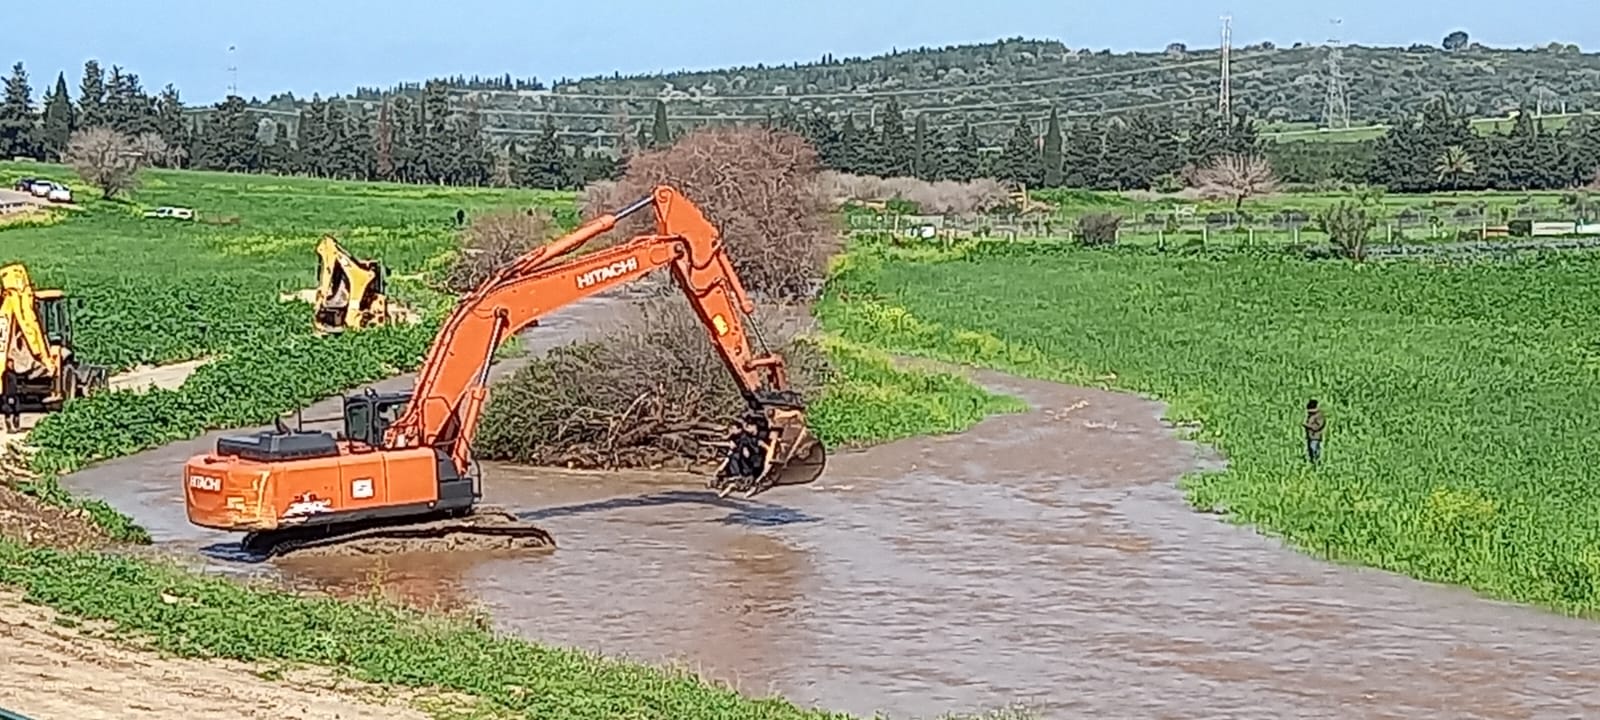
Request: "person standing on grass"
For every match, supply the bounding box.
[0,367,19,434]
[1303,399,1326,464]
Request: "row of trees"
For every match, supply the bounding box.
[3,59,1598,197]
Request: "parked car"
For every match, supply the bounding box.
[142,206,194,220]
[13,177,38,193]
[27,180,53,198]
[46,184,72,203]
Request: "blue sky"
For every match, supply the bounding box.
[7,0,1596,105]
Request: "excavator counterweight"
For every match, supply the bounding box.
[184,186,827,557]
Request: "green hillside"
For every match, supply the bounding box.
[250,36,1600,144]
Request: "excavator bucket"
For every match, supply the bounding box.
[714,406,828,499]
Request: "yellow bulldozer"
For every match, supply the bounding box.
[313,235,390,334]
[0,263,108,426]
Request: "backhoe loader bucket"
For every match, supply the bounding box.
[713,406,828,499]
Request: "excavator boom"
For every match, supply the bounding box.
[184,186,826,556]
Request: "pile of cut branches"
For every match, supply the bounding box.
[475,125,842,472]
[475,299,826,469]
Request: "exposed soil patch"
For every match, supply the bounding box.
[0,444,110,549]
[0,484,108,550]
[278,288,422,326]
[0,591,442,720]
[109,357,212,393]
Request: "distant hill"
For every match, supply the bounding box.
[236,36,1600,147]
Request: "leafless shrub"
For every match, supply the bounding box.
[1076,212,1122,246]
[445,208,559,293]
[578,125,840,302]
[65,127,154,199]
[1184,152,1281,210]
[819,171,1012,215]
[130,133,178,168]
[476,298,827,470]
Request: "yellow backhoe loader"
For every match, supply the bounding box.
[0,264,109,424]
[313,235,389,334]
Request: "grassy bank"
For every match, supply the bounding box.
[820,238,1600,615]
[0,537,859,719]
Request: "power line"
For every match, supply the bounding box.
[1322,18,1351,129]
[226,45,238,98]
[447,47,1301,104]
[466,68,1282,123]
[1219,16,1233,115]
[188,65,1290,126]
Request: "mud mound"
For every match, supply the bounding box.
[0,444,108,550]
[288,532,555,557]
[261,507,555,559]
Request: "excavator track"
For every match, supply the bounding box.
[239,506,554,559]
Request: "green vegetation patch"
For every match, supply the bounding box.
[809,336,1026,448]
[821,239,1600,614]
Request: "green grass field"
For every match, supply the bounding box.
[820,238,1600,615]
[0,160,1020,719]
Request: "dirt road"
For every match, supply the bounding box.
[53,294,1600,719]
[0,359,210,442]
[0,592,434,720]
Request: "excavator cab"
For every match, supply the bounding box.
[313,236,389,334]
[341,389,412,446]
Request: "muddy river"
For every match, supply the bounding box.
[63,295,1600,719]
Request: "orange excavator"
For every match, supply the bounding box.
[183,186,828,557]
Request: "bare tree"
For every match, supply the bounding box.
[131,132,178,168]
[65,127,155,199]
[1186,152,1281,211]
[579,125,841,302]
[445,208,559,293]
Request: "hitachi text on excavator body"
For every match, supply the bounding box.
[183,186,827,556]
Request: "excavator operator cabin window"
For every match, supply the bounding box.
[38,298,65,345]
[344,401,372,444]
[373,400,406,439]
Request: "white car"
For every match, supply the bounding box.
[46,185,72,203]
[143,206,194,220]
[28,181,52,198]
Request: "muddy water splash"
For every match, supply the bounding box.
[62,295,1600,719]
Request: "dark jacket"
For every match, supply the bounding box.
[1304,408,1325,440]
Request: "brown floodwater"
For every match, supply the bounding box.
[62,295,1600,719]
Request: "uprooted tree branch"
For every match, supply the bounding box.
[458,125,842,471]
[474,299,828,469]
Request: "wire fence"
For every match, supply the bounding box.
[845,208,1600,249]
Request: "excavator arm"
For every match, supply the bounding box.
[0,263,61,380]
[383,185,825,497]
